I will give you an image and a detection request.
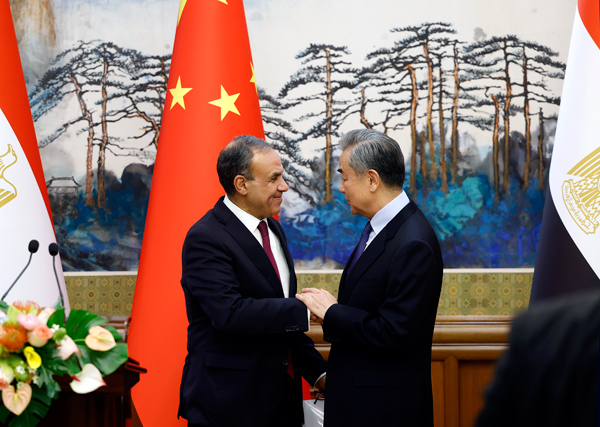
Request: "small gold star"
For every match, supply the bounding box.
[208,86,240,120]
[169,76,192,110]
[177,0,187,26]
[217,0,228,4]
[250,62,257,94]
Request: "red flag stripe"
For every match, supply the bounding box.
[0,1,53,222]
[579,0,600,50]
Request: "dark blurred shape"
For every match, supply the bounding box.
[476,288,600,427]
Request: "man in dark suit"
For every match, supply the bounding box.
[178,135,326,427]
[475,288,600,427]
[297,129,443,427]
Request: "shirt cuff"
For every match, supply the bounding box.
[313,372,326,388]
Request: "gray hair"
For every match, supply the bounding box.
[339,129,405,189]
[217,135,272,195]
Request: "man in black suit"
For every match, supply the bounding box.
[178,135,326,427]
[297,129,443,427]
[475,288,600,427]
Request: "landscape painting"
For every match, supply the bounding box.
[11,0,575,271]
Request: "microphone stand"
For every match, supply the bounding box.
[49,243,64,307]
[2,252,34,301]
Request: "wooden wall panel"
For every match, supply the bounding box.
[458,362,496,427]
[431,361,445,427]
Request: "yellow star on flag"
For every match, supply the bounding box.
[177,0,187,26]
[209,86,240,120]
[170,76,192,110]
[218,0,228,4]
[250,62,257,95]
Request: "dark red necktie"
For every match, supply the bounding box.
[258,221,295,379]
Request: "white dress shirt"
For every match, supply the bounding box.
[365,191,410,248]
[223,195,291,298]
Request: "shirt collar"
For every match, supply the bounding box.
[223,194,263,234]
[370,191,410,236]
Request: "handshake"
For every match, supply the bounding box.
[295,288,338,325]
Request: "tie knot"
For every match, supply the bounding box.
[258,221,269,237]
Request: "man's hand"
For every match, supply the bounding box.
[296,288,337,323]
[315,374,326,391]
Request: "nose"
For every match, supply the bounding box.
[279,177,289,192]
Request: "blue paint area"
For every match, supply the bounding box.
[281,173,546,268]
[51,164,151,271]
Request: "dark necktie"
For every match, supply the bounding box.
[347,221,373,275]
[258,221,295,379]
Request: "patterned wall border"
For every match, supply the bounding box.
[64,269,533,317]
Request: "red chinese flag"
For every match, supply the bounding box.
[127,0,265,425]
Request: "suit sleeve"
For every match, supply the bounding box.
[323,239,439,350]
[182,225,309,335]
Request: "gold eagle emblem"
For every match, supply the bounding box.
[0,144,17,209]
[562,146,600,234]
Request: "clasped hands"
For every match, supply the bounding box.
[295,288,337,325]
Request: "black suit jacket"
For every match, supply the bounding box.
[178,197,326,426]
[322,200,443,427]
[476,288,600,427]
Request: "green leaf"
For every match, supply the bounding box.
[6,305,21,325]
[90,343,128,375]
[0,300,9,313]
[35,365,61,400]
[103,325,124,342]
[65,310,106,340]
[46,308,65,328]
[76,344,92,366]
[62,353,82,376]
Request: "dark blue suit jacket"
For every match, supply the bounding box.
[178,197,326,426]
[323,200,443,427]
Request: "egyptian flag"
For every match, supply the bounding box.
[531,0,600,303]
[127,0,267,425]
[0,1,69,310]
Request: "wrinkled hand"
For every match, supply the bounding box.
[295,288,337,323]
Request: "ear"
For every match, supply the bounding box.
[233,175,248,196]
[367,170,380,192]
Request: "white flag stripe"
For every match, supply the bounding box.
[0,107,69,310]
[549,6,600,279]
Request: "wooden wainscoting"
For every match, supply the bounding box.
[306,315,511,427]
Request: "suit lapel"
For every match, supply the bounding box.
[214,199,284,297]
[339,201,419,303]
[339,236,385,303]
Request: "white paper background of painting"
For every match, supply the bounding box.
[16,0,179,181]
[549,8,600,278]
[244,0,576,216]
[18,0,577,187]
[0,107,68,309]
[9,0,579,271]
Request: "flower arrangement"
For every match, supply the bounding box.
[0,300,128,427]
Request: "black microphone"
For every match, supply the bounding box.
[2,240,39,301]
[48,243,64,307]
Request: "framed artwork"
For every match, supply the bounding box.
[10,0,575,271]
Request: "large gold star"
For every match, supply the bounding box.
[250,62,257,95]
[177,0,187,26]
[209,86,240,120]
[170,76,192,110]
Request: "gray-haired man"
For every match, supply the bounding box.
[297,129,443,427]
